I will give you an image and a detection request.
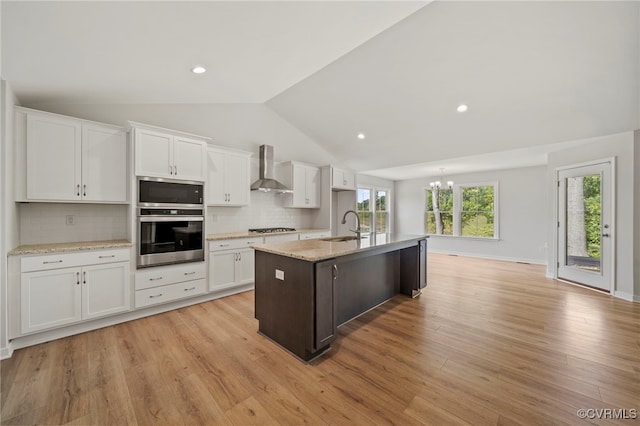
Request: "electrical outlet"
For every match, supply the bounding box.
[66,215,75,225]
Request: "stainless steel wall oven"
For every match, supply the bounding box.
[137,178,204,268]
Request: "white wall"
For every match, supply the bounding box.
[2,80,20,358]
[395,166,547,264]
[547,131,637,301]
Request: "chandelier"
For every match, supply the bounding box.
[429,168,453,190]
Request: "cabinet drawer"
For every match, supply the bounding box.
[135,262,206,290]
[21,248,130,272]
[135,278,206,308]
[208,237,263,252]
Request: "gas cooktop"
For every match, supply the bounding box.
[248,227,296,234]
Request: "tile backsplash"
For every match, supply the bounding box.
[19,203,128,245]
[206,191,316,234]
[17,192,317,245]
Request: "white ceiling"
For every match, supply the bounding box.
[1,0,427,104]
[3,1,639,180]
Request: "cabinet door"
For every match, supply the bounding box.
[315,260,337,350]
[225,152,250,206]
[21,267,82,334]
[82,262,130,320]
[26,114,81,200]
[292,164,308,207]
[174,136,206,181]
[135,129,172,178]
[209,251,237,290]
[331,168,343,189]
[419,239,427,290]
[305,166,320,207]
[206,149,227,205]
[82,125,127,202]
[237,248,255,285]
[342,170,356,190]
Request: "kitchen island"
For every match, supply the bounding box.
[253,233,428,362]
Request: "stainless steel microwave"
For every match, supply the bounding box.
[138,177,203,207]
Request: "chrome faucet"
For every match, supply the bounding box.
[341,210,361,240]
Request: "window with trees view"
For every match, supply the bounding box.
[358,187,390,234]
[425,183,497,238]
[425,188,453,235]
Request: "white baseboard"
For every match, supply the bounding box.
[612,291,638,303]
[6,283,254,357]
[1,343,14,360]
[428,249,547,266]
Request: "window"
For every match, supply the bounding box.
[425,187,453,235]
[375,189,389,233]
[358,186,391,234]
[461,185,495,237]
[357,188,372,233]
[425,183,497,238]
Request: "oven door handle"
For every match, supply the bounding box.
[138,216,204,222]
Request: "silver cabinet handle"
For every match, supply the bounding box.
[219,244,230,247]
[149,276,163,281]
[76,271,80,285]
[332,264,338,279]
[184,287,196,292]
[98,255,115,259]
[239,252,242,261]
[83,184,87,197]
[184,271,196,276]
[602,233,610,238]
[169,165,173,175]
[76,184,80,196]
[43,260,63,264]
[174,165,178,175]
[83,271,87,284]
[149,293,163,298]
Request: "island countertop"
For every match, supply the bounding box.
[252,233,427,262]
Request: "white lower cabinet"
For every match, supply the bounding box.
[209,237,262,291]
[134,262,206,308]
[20,249,130,334]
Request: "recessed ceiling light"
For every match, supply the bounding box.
[457,104,468,113]
[357,133,366,140]
[191,66,206,74]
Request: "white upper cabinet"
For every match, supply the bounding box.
[278,161,320,208]
[132,122,208,181]
[206,146,251,206]
[331,166,357,191]
[82,125,128,202]
[17,107,127,203]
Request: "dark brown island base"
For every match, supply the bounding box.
[253,233,428,362]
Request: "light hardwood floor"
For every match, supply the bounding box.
[2,254,639,425]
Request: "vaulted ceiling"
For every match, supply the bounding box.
[3,1,639,180]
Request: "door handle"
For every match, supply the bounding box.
[332,264,338,280]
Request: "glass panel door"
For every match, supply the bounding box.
[557,162,611,291]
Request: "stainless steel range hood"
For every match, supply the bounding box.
[250,145,293,193]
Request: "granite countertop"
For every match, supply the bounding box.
[252,233,427,262]
[9,239,133,256]
[206,228,330,241]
